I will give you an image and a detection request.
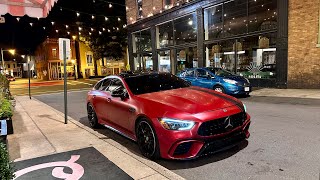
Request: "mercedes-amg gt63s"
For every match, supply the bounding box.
[87,72,251,160]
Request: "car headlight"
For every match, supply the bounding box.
[159,118,195,130]
[223,79,238,85]
[243,103,247,112]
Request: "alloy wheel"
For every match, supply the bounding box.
[87,104,98,128]
[214,86,225,93]
[136,120,156,158]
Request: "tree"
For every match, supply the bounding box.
[78,19,127,75]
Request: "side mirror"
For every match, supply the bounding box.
[111,90,129,100]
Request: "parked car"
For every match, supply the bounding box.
[5,75,15,81]
[87,72,251,160]
[178,67,251,95]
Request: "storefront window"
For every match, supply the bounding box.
[223,0,247,37]
[205,40,235,73]
[132,29,152,53]
[157,21,174,48]
[237,33,277,79]
[176,47,198,73]
[140,29,152,52]
[248,0,277,32]
[205,33,276,79]
[204,5,223,40]
[158,50,171,72]
[174,13,197,45]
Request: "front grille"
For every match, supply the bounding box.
[198,112,246,136]
[200,131,246,156]
[173,142,193,155]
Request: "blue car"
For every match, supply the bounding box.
[178,67,251,95]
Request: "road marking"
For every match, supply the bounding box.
[14,155,84,180]
[14,88,91,96]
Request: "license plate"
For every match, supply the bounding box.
[245,87,250,92]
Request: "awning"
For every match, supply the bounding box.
[0,0,58,18]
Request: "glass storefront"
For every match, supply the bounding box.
[204,0,277,40]
[130,0,278,82]
[132,29,152,53]
[173,13,197,45]
[157,21,174,48]
[205,33,276,79]
[158,50,171,73]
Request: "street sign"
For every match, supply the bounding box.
[58,38,70,60]
[0,17,5,23]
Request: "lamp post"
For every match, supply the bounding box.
[0,49,15,74]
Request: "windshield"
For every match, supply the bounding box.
[207,68,234,76]
[124,73,190,95]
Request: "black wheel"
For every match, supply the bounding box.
[87,103,99,128]
[213,85,225,93]
[136,119,160,160]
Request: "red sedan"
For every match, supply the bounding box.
[87,72,251,160]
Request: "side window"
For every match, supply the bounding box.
[197,69,210,78]
[185,70,195,77]
[106,79,125,93]
[98,79,112,91]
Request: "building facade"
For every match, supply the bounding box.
[35,38,77,80]
[78,41,127,78]
[126,0,320,88]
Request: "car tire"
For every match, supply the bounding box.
[87,103,100,128]
[213,85,225,94]
[136,118,160,160]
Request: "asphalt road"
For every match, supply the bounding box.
[34,91,320,180]
[11,78,100,96]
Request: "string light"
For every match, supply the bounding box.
[79,32,81,35]
[108,29,111,32]
[92,15,95,19]
[116,27,119,31]
[102,28,106,31]
[118,17,121,21]
[67,31,70,35]
[43,27,46,30]
[109,3,112,8]
[89,32,92,35]
[105,17,108,21]
[16,17,20,22]
[77,12,80,17]
[65,25,69,28]
[99,31,102,35]
[56,30,59,33]
[79,27,82,31]
[91,28,94,31]
[51,21,55,25]
[29,23,33,26]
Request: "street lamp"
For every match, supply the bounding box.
[1,48,15,74]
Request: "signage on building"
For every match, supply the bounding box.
[58,38,71,60]
[0,17,5,23]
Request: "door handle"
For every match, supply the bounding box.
[107,98,111,102]
[129,107,136,113]
[92,95,96,99]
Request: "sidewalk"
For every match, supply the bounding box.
[8,96,184,180]
[250,88,320,99]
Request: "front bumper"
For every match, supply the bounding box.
[155,114,251,160]
[225,84,252,95]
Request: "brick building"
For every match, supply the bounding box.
[125,0,320,88]
[35,38,77,80]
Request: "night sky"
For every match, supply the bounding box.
[0,0,126,59]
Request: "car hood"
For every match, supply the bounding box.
[222,75,248,83]
[136,87,239,114]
